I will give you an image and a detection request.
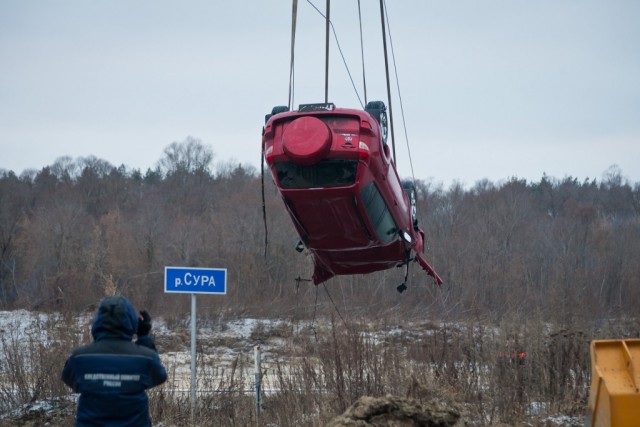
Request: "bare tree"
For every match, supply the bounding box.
[158,136,214,178]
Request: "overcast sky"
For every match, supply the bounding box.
[1,1,639,187]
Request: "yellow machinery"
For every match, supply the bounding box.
[588,339,640,426]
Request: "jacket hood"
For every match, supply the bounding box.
[91,296,139,341]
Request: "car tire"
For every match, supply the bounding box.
[402,180,419,230]
[365,101,388,144]
[265,105,290,124]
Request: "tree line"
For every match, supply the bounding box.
[1,138,638,327]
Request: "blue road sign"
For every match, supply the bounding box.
[164,266,227,295]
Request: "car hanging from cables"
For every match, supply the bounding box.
[262,101,442,292]
[260,0,442,292]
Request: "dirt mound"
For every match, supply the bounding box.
[327,394,461,427]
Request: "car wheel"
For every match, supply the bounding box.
[365,101,388,145]
[402,180,418,230]
[265,105,290,124]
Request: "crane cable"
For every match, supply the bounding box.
[358,0,367,106]
[288,0,414,176]
[264,0,299,259]
[383,1,417,184]
[324,0,330,103]
[310,282,350,336]
[378,0,396,162]
[261,134,268,257]
[263,0,296,256]
[288,0,298,109]
[305,0,364,108]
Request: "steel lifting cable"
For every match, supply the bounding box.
[311,285,319,341]
[305,0,364,108]
[322,283,348,327]
[383,1,417,185]
[357,0,368,106]
[261,135,268,257]
[288,0,298,109]
[324,0,330,103]
[379,0,396,162]
[309,281,349,335]
[266,0,298,258]
[264,0,299,258]
[264,0,298,259]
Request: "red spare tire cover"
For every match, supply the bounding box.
[282,116,332,165]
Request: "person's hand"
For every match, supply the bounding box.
[137,310,152,336]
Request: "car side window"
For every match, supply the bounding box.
[360,182,397,243]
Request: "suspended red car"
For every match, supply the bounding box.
[262,101,442,292]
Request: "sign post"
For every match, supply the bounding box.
[190,293,196,419]
[164,266,227,424]
[254,345,262,416]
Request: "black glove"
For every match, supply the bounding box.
[137,310,152,336]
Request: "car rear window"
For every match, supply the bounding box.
[360,182,397,243]
[275,159,358,189]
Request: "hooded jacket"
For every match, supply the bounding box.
[62,296,167,427]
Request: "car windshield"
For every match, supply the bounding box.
[275,159,358,189]
[360,182,397,243]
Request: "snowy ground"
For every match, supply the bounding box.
[0,310,306,398]
[0,310,585,426]
[153,317,298,393]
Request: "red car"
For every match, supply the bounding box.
[262,101,442,292]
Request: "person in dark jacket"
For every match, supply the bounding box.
[62,295,167,427]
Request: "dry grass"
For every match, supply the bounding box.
[0,311,611,426]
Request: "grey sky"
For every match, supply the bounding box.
[1,1,639,187]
